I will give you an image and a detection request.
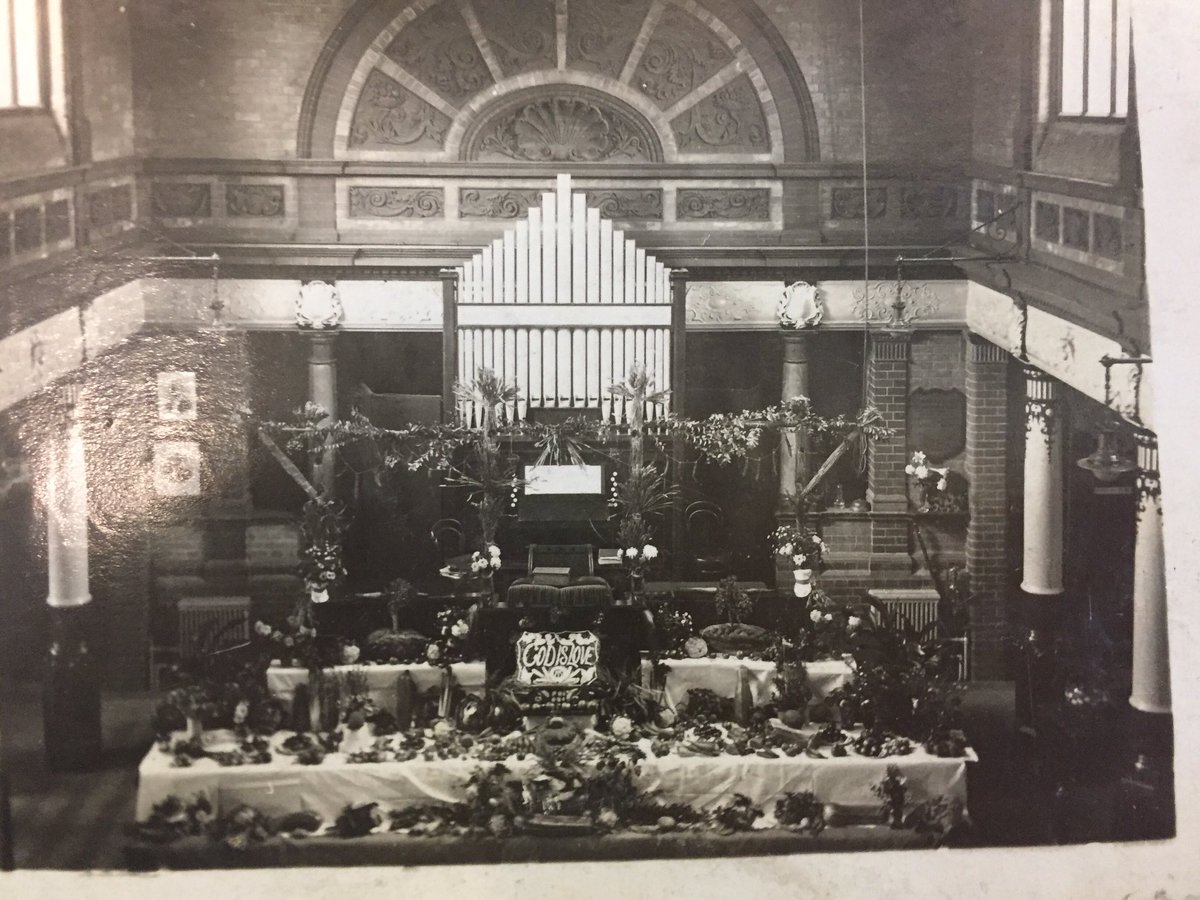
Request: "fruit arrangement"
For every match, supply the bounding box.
[700,622,771,653]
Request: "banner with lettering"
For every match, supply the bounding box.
[515,631,600,687]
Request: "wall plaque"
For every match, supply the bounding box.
[908,387,966,462]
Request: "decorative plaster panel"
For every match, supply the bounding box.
[633,5,733,109]
[348,186,445,218]
[383,4,494,105]
[671,74,769,153]
[348,68,451,150]
[687,280,968,330]
[142,279,444,332]
[566,0,651,78]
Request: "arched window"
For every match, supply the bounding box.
[1056,0,1131,118]
[0,0,48,109]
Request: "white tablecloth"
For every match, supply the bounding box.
[266,663,488,716]
[640,657,853,710]
[136,731,972,823]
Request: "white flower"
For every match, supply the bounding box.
[254,620,271,637]
[904,465,915,476]
[823,612,833,623]
[233,701,249,725]
[643,544,658,560]
[426,643,442,661]
[342,643,361,665]
[625,547,638,559]
[915,465,929,480]
[810,609,823,624]
[779,542,794,557]
[490,557,501,570]
[792,554,807,569]
[936,477,948,492]
[847,615,862,630]
[610,716,633,739]
[488,544,501,559]
[450,621,468,638]
[310,587,329,604]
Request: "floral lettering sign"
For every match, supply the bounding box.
[515,631,600,687]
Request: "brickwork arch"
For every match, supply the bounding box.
[297,0,820,162]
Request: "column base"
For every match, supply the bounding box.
[43,605,103,773]
[1014,588,1066,731]
[1114,708,1175,840]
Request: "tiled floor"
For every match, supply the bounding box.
[0,678,1092,869]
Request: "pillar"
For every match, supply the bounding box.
[306,332,338,497]
[1118,426,1173,838]
[964,336,1011,679]
[1017,364,1064,726]
[777,329,811,519]
[1130,428,1170,714]
[1020,366,1064,596]
[865,330,912,569]
[43,382,102,771]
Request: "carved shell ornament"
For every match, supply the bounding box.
[779,281,822,329]
[296,281,344,330]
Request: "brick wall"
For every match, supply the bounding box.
[80,0,136,162]
[909,330,967,472]
[966,0,1027,168]
[130,0,353,159]
[866,332,910,518]
[964,335,1012,679]
[756,0,971,163]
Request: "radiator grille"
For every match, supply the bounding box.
[178,596,250,659]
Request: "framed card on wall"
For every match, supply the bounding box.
[157,371,197,421]
[153,441,201,496]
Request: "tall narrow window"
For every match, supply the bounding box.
[0,0,45,110]
[1057,0,1131,118]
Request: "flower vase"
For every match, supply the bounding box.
[792,568,814,599]
[186,715,203,742]
[627,570,646,606]
[917,486,931,514]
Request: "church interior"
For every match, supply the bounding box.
[0,0,1187,876]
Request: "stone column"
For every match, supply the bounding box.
[1130,428,1169,716]
[964,335,1011,680]
[1116,426,1174,839]
[1016,364,1064,727]
[306,332,338,497]
[777,329,811,519]
[43,382,102,771]
[865,330,912,570]
[1020,365,1064,596]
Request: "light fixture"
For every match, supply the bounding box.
[1076,426,1135,482]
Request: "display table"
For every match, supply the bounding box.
[641,656,853,710]
[266,663,487,715]
[135,728,973,824]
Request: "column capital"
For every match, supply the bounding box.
[870,329,911,360]
[669,267,690,283]
[305,330,338,364]
[1135,427,1162,516]
[968,334,1010,365]
[780,329,812,364]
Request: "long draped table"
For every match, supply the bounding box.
[135,728,973,824]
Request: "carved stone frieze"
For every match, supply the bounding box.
[151,182,212,218]
[466,87,661,162]
[349,187,445,218]
[458,188,542,219]
[671,74,769,152]
[583,189,663,219]
[384,4,493,105]
[225,184,285,217]
[471,0,556,76]
[633,7,734,108]
[898,185,958,218]
[566,0,651,78]
[830,186,887,220]
[676,188,770,220]
[851,281,941,325]
[348,68,451,150]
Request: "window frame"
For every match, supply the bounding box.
[0,0,50,114]
[1051,0,1131,122]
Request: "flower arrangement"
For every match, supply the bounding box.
[623,543,658,570]
[770,525,827,570]
[469,543,502,575]
[252,615,321,670]
[904,450,948,511]
[299,497,347,601]
[426,608,472,665]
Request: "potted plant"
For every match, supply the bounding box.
[700,576,771,653]
[904,450,949,513]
